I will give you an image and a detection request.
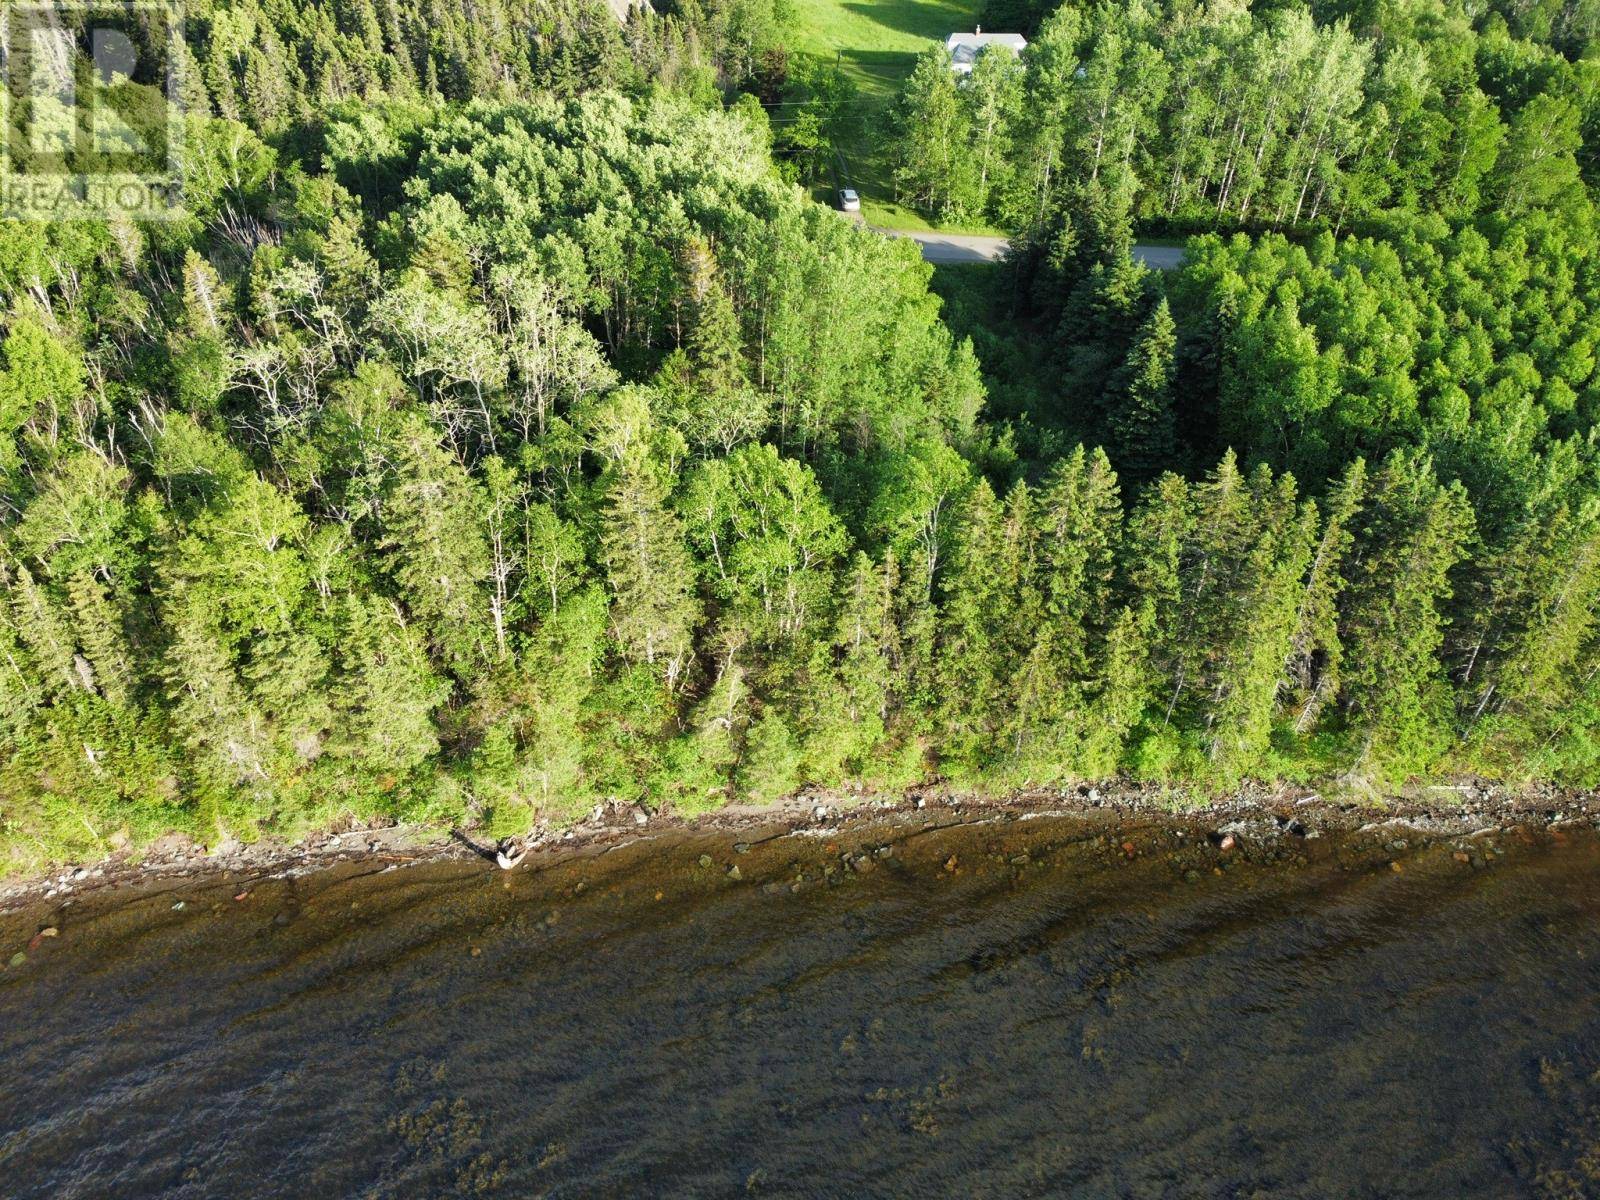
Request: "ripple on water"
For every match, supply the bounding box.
[1,819,1598,1199]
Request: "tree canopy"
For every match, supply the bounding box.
[3,0,1600,872]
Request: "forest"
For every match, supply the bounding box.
[2,0,1599,871]
[887,0,1598,230]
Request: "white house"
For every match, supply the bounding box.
[944,28,1027,75]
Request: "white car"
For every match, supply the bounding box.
[838,188,860,213]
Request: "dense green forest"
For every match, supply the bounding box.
[889,0,1599,229]
[2,0,1599,871]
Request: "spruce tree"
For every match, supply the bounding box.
[0,317,85,473]
[7,565,77,701]
[160,588,265,786]
[1106,297,1177,486]
[1006,446,1122,775]
[736,709,800,803]
[64,571,134,709]
[1453,443,1600,744]
[810,552,894,776]
[1287,458,1366,733]
[1084,604,1152,774]
[1339,450,1475,774]
[327,595,446,776]
[1203,469,1315,773]
[599,441,700,691]
[934,479,1008,775]
[377,417,493,674]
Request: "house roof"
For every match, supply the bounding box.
[944,31,1027,66]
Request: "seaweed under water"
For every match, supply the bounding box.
[2,814,1598,1198]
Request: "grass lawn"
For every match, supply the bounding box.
[783,0,1006,235]
[785,0,980,99]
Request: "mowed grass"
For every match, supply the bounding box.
[784,0,1006,234]
[786,0,981,98]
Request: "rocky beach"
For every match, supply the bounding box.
[4,779,1596,921]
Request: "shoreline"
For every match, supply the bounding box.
[3,777,1596,917]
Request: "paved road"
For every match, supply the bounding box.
[1131,242,1186,270]
[874,228,1185,269]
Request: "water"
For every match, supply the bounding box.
[3,814,1599,1198]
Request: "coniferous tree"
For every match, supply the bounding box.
[8,564,78,701]
[1202,470,1316,774]
[801,552,894,780]
[737,709,800,802]
[3,69,1600,865]
[377,416,492,674]
[1086,603,1153,774]
[1340,450,1475,774]
[599,425,700,691]
[934,479,1010,775]
[1106,297,1177,486]
[63,571,135,710]
[0,317,84,474]
[1453,443,1600,746]
[1056,236,1147,428]
[1005,445,1122,776]
[1287,458,1366,733]
[327,595,446,777]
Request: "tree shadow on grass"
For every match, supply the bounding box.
[789,46,917,105]
[839,0,978,44]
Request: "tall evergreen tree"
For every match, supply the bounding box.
[599,430,700,691]
[1339,450,1475,774]
[1286,458,1366,733]
[1106,297,1177,485]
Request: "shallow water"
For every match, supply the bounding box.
[3,815,1599,1199]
